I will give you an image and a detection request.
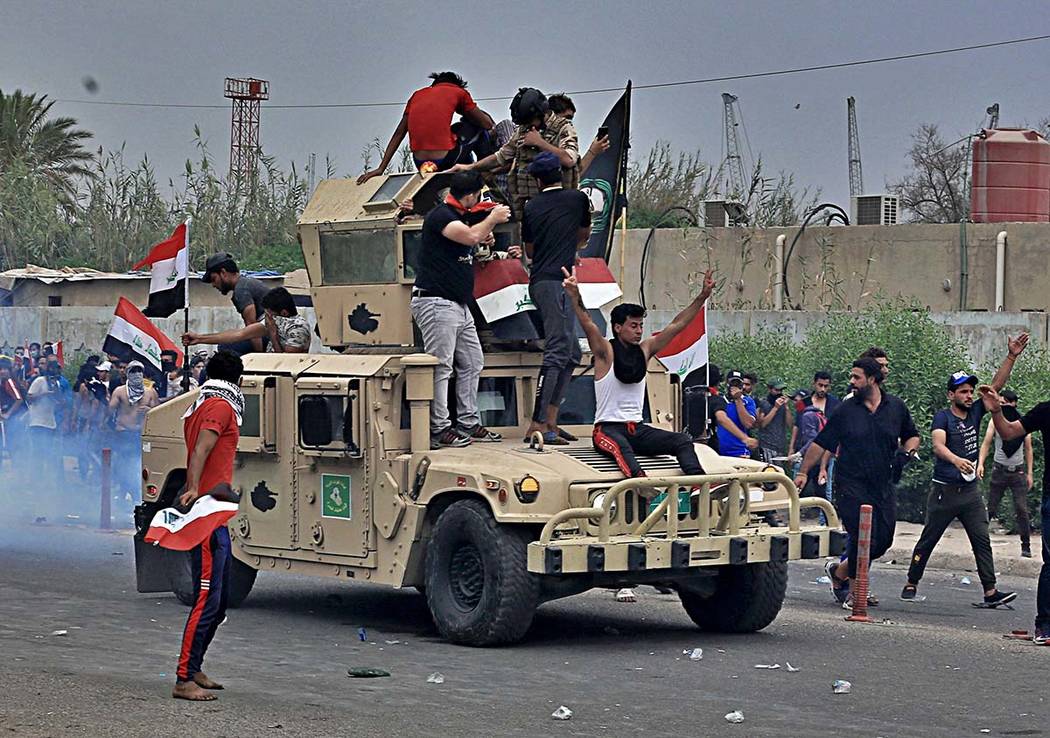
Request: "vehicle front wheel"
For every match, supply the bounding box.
[168,551,257,609]
[424,499,539,646]
[678,560,788,633]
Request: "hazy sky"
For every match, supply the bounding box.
[3,0,1050,208]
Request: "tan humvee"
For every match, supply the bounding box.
[133,172,843,646]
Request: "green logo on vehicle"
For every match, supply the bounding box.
[321,474,351,519]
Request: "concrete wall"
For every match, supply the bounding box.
[6,275,284,307]
[608,222,1050,314]
[0,306,328,356]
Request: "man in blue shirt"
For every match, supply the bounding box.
[717,370,758,458]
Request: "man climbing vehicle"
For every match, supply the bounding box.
[562,265,715,479]
[357,71,496,183]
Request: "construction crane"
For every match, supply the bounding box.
[985,103,1000,129]
[721,92,748,200]
[847,96,864,198]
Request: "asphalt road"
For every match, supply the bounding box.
[1,520,1047,738]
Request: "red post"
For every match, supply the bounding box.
[846,503,874,623]
[100,448,112,530]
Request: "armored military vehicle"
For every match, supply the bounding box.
[133,171,843,646]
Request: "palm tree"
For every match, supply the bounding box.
[0,89,94,205]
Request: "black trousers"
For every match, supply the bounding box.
[835,479,896,579]
[988,464,1032,546]
[593,421,704,478]
[907,481,996,590]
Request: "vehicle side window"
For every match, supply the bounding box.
[399,376,518,429]
[298,395,346,448]
[320,230,396,284]
[241,393,262,437]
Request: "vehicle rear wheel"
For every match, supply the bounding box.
[678,560,788,633]
[168,551,257,609]
[424,499,539,646]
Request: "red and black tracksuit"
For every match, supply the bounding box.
[176,526,231,684]
[593,421,705,478]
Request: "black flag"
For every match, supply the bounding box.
[578,82,631,260]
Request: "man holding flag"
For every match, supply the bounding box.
[563,266,714,479]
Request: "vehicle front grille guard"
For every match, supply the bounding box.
[539,472,838,545]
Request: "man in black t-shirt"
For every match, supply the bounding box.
[521,152,591,444]
[411,172,511,448]
[901,343,1027,606]
[201,253,271,354]
[795,358,920,609]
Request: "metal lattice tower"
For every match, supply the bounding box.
[721,92,747,199]
[847,96,864,198]
[224,77,269,186]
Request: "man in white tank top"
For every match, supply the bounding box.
[977,388,1033,557]
[562,266,715,479]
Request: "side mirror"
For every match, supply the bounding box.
[299,396,333,446]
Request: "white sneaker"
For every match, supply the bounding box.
[615,588,637,603]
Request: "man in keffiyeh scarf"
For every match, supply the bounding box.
[171,350,244,702]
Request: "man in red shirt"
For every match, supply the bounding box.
[173,350,244,701]
[357,71,495,183]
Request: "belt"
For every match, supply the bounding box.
[412,288,441,298]
[994,462,1023,473]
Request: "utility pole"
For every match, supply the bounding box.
[985,103,1000,129]
[847,96,864,198]
[721,92,748,201]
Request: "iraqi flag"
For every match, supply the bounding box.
[473,258,535,324]
[576,257,622,308]
[133,223,189,318]
[144,494,239,551]
[655,303,708,380]
[103,297,183,380]
[579,83,631,260]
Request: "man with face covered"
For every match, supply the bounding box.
[564,267,715,480]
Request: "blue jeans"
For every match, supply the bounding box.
[1037,498,1050,630]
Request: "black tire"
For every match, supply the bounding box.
[679,560,788,633]
[167,551,257,609]
[424,499,539,646]
[227,557,258,608]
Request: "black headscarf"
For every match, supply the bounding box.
[612,339,647,384]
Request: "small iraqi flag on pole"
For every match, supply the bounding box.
[102,297,183,380]
[133,222,189,318]
[655,303,709,380]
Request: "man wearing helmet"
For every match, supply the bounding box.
[453,87,580,217]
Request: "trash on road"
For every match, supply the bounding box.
[50,630,68,637]
[724,710,745,724]
[786,663,800,672]
[685,648,703,661]
[426,672,445,684]
[385,640,401,645]
[357,627,367,641]
[815,576,831,584]
[551,706,573,720]
[754,663,780,669]
[960,576,972,586]
[347,667,390,678]
[267,724,282,730]
[833,680,852,694]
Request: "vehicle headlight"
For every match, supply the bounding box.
[514,474,540,503]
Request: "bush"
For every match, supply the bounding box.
[709,300,980,522]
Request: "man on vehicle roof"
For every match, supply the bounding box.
[453,87,579,217]
[357,71,496,184]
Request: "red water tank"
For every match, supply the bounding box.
[971,128,1050,222]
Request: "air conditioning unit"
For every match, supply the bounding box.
[850,194,899,225]
[702,199,748,226]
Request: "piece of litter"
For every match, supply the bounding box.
[357,627,367,641]
[347,667,390,678]
[426,672,445,684]
[717,649,726,653]
[754,663,780,670]
[551,706,573,720]
[111,552,124,556]
[786,663,800,672]
[267,724,282,730]
[833,679,852,694]
[815,576,831,584]
[960,577,972,586]
[724,710,745,724]
[50,630,68,637]
[385,640,401,645]
[686,648,703,661]
[980,731,990,734]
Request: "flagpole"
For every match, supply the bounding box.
[703,299,711,442]
[182,217,192,393]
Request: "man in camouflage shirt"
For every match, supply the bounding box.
[455,88,579,217]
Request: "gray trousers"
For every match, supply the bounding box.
[410,297,483,434]
[529,280,582,423]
